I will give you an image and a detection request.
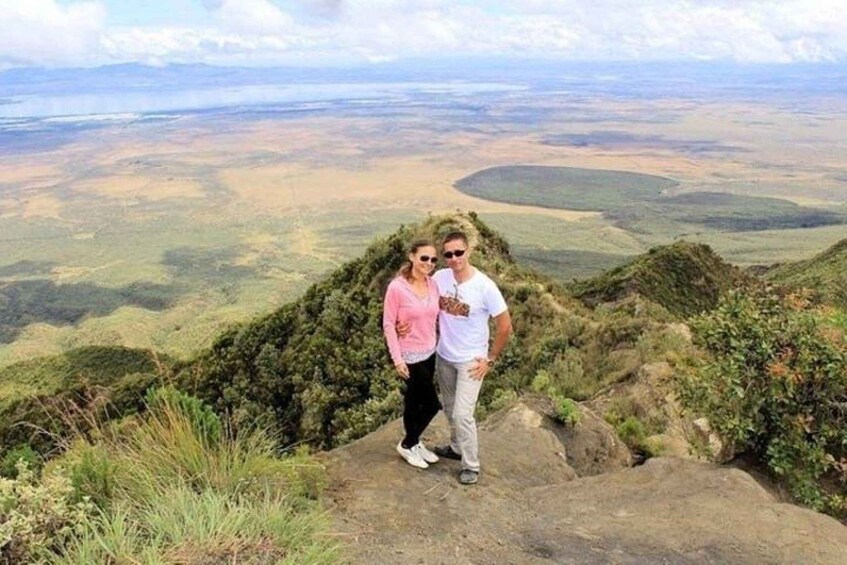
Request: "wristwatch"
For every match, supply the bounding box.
[487,357,497,367]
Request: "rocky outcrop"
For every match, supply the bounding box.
[324,397,847,563]
[507,395,632,476]
[588,360,701,460]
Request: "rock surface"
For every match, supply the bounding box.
[324,399,847,564]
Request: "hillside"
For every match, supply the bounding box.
[765,238,847,308]
[179,212,590,448]
[0,214,776,458]
[0,346,166,453]
[568,241,747,317]
[178,212,740,452]
[0,211,845,561]
[3,212,695,459]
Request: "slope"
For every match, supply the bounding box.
[765,238,847,309]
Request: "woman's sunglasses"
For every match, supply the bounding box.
[442,249,466,259]
[418,255,438,264]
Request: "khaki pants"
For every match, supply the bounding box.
[436,354,483,472]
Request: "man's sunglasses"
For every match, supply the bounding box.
[443,249,467,259]
[418,255,438,263]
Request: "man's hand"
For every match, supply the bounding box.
[395,361,410,380]
[395,320,411,338]
[470,357,492,380]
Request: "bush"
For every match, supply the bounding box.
[0,445,39,479]
[678,286,847,516]
[0,461,93,563]
[616,417,647,449]
[51,393,336,562]
[145,386,222,446]
[554,397,581,426]
[59,441,117,509]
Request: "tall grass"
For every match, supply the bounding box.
[47,388,337,563]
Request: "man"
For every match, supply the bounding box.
[429,230,512,485]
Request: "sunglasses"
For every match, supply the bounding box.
[443,249,467,259]
[418,255,438,264]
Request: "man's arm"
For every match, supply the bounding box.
[489,310,512,362]
[470,310,512,380]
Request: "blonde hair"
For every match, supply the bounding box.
[399,239,435,281]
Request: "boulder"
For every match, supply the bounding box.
[324,400,847,564]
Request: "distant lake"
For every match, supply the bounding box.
[0,82,523,120]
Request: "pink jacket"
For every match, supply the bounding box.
[382,276,439,365]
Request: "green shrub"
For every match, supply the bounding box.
[678,286,847,517]
[0,445,39,479]
[477,388,519,421]
[616,417,647,449]
[554,397,581,426]
[52,394,336,562]
[530,370,551,394]
[0,460,93,563]
[145,386,222,446]
[59,441,117,510]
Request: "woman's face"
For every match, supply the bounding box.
[409,245,438,278]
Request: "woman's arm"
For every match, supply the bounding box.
[382,282,408,377]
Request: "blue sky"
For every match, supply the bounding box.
[3,1,847,69]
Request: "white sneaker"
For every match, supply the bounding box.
[414,443,439,464]
[397,441,428,469]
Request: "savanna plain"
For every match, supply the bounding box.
[2,68,846,367]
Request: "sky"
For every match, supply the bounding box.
[1,0,846,69]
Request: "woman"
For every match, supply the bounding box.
[383,239,442,469]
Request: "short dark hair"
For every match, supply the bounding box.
[442,231,468,247]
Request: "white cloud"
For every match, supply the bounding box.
[2,0,847,68]
[212,0,295,35]
[0,0,105,66]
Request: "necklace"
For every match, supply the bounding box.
[408,278,429,301]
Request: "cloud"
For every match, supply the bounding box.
[2,0,847,68]
[211,0,294,35]
[0,0,106,67]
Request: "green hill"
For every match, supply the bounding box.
[0,345,168,408]
[180,212,589,448]
[0,215,760,458]
[0,346,169,454]
[178,212,687,450]
[568,241,746,318]
[765,238,847,309]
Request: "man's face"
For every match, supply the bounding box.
[442,239,470,272]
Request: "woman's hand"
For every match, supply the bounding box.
[395,361,410,380]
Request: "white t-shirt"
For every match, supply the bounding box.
[432,268,508,363]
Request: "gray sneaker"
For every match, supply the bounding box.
[458,469,479,485]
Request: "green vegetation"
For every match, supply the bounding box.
[766,238,847,309]
[180,213,687,450]
[609,192,846,233]
[569,241,746,317]
[0,205,419,368]
[3,211,845,524]
[678,286,847,517]
[0,460,92,563]
[0,346,168,407]
[0,279,176,344]
[554,397,581,426]
[0,390,335,563]
[455,165,677,211]
[0,346,170,459]
[455,166,845,234]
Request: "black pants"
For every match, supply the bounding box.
[401,354,442,449]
